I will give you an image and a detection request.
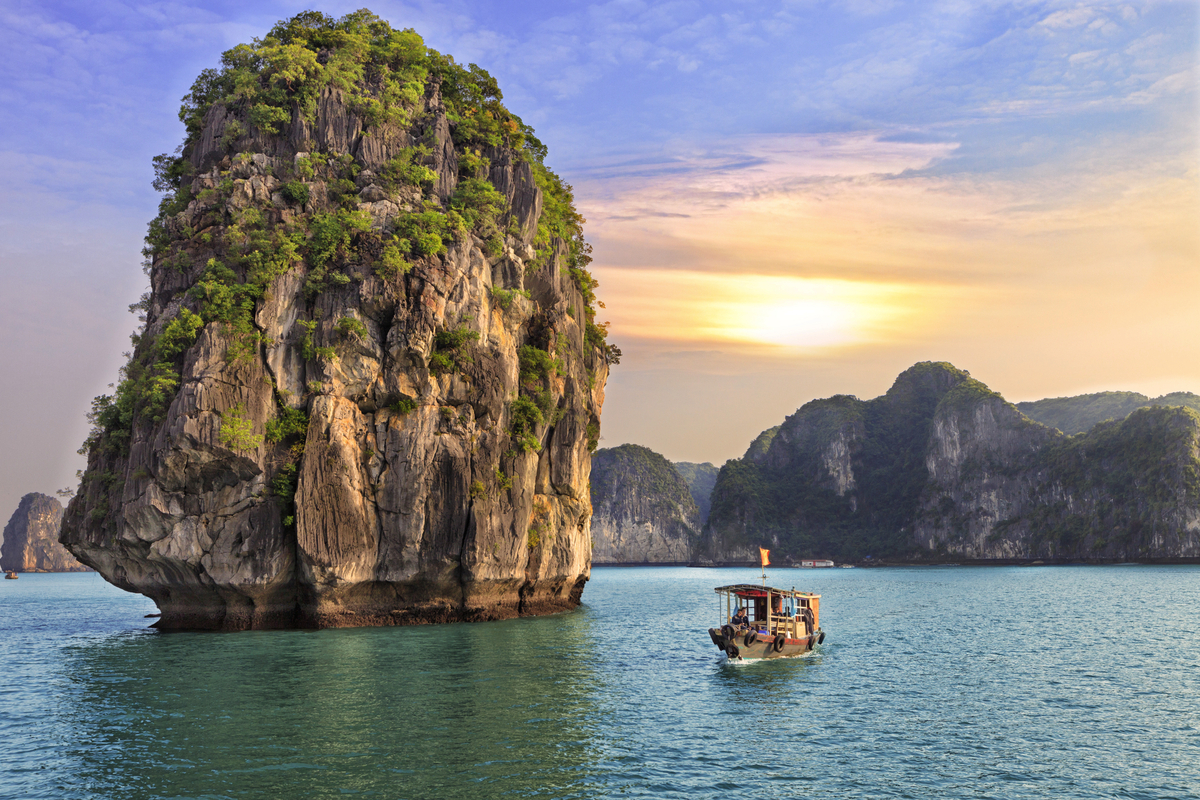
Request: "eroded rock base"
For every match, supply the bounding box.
[149,577,587,631]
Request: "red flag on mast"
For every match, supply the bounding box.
[759,547,770,567]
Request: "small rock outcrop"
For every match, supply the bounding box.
[61,12,615,629]
[700,363,1200,563]
[1,494,88,572]
[590,445,698,563]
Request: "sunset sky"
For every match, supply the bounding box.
[0,0,1197,519]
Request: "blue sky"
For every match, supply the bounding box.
[0,0,1197,521]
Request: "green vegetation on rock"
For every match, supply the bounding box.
[218,403,264,453]
[428,325,480,376]
[79,308,206,456]
[591,445,698,522]
[742,426,780,461]
[1015,406,1200,553]
[1017,391,1200,435]
[265,404,308,444]
[590,444,700,563]
[706,364,972,561]
[81,9,609,462]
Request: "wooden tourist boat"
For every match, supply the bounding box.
[708,584,825,660]
[4,571,17,579]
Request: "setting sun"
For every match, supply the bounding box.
[600,269,941,350]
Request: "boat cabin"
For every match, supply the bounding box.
[715,584,820,640]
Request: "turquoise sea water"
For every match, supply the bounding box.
[1,566,1198,799]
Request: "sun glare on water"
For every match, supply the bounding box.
[600,269,932,350]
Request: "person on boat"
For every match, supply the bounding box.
[731,606,748,626]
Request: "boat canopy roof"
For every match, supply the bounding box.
[714,584,819,599]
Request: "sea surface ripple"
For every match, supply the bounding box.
[1,565,1198,799]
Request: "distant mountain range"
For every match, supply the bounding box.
[589,445,698,564]
[588,448,718,564]
[590,363,1200,564]
[1017,391,1200,436]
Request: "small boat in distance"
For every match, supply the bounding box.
[796,559,834,568]
[708,584,825,660]
[4,571,17,580]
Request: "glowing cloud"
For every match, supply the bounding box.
[580,125,1200,433]
[601,270,945,351]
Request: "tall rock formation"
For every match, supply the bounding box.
[61,11,615,629]
[590,445,698,563]
[672,461,720,525]
[1,493,88,572]
[701,363,1200,563]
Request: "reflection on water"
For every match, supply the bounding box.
[57,612,606,799]
[4,566,1200,799]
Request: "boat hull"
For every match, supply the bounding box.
[708,627,823,659]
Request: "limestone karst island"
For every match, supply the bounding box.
[1,493,90,574]
[61,12,616,630]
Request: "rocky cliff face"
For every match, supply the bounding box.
[672,461,719,525]
[1,493,88,572]
[918,402,1200,560]
[61,12,614,629]
[589,445,697,563]
[701,363,1200,562]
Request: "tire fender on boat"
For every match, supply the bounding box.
[709,628,725,648]
[818,631,825,645]
[743,630,758,647]
[725,643,740,659]
[721,624,736,640]
[772,634,786,652]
